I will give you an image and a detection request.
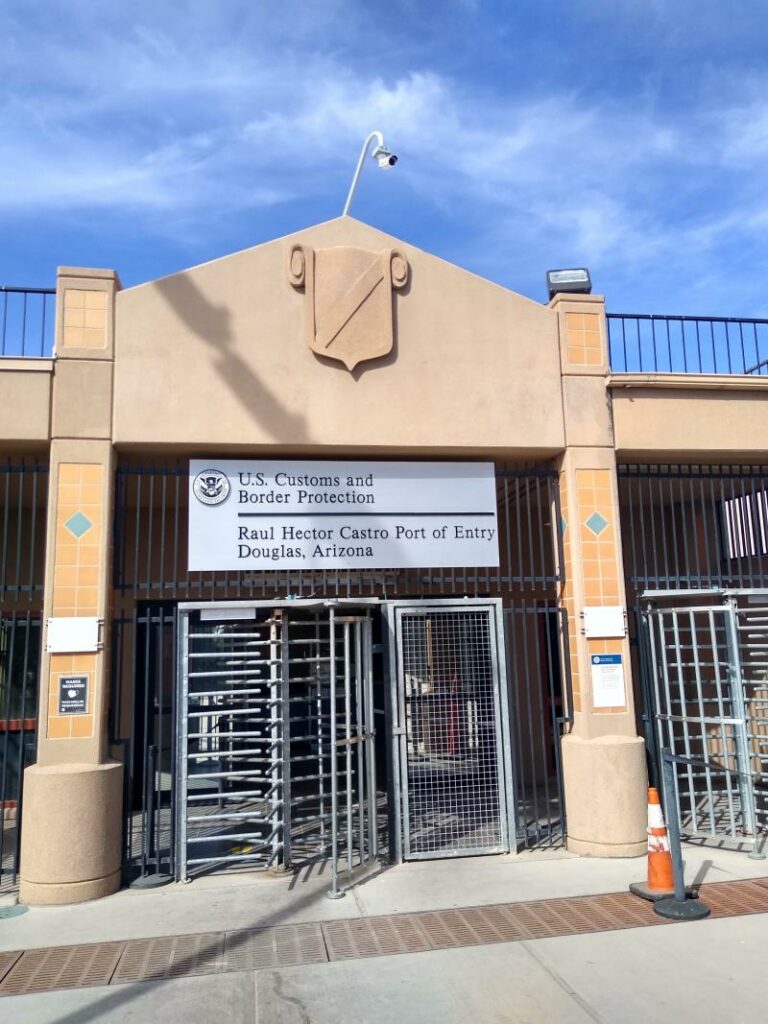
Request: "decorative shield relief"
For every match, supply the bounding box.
[288,245,408,371]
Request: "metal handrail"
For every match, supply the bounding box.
[607,312,768,375]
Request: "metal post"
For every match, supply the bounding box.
[342,131,384,216]
[654,750,711,921]
[364,618,378,860]
[281,614,292,869]
[327,609,343,899]
[724,597,762,855]
[354,621,366,866]
[269,616,282,867]
[344,622,353,873]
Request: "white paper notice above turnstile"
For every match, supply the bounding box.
[188,460,500,571]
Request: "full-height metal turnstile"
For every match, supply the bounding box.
[643,590,768,857]
[386,599,515,861]
[176,601,378,884]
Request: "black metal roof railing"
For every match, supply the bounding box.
[607,313,768,376]
[1,287,56,358]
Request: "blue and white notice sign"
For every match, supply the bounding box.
[590,653,626,709]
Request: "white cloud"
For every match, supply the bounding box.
[2,1,768,312]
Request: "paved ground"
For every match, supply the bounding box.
[2,846,768,1022]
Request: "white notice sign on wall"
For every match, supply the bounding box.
[188,460,500,572]
[590,654,626,709]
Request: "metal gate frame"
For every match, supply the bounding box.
[384,598,515,862]
[175,598,379,884]
[642,587,768,857]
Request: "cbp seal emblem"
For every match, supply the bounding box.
[192,469,230,506]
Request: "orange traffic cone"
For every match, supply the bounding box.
[629,788,676,902]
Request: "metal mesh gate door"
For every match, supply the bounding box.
[388,600,513,860]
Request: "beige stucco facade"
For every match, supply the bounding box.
[2,215,765,905]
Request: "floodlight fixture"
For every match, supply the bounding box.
[546,268,592,301]
[343,131,398,216]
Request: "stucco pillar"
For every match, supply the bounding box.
[552,293,646,857]
[20,267,122,904]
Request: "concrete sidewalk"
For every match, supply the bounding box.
[2,843,767,952]
[2,912,768,1023]
[2,846,768,1023]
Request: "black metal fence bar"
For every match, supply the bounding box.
[0,612,41,892]
[110,605,177,882]
[619,464,768,592]
[0,460,48,601]
[608,314,768,376]
[505,604,570,849]
[0,288,56,358]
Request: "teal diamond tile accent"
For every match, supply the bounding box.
[64,511,93,539]
[585,512,608,536]
[560,515,568,536]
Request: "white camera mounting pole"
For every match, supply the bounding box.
[342,130,396,216]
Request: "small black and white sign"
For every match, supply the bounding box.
[58,674,89,715]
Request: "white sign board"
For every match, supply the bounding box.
[590,654,626,709]
[188,460,499,572]
[583,606,625,639]
[46,617,100,654]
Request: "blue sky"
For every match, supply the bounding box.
[3,1,768,314]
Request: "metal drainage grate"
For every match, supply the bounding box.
[2,878,768,996]
[224,924,327,971]
[0,951,21,985]
[113,933,226,983]
[0,943,125,996]
[322,915,433,960]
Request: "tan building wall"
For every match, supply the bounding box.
[112,218,565,455]
[5,214,767,904]
[611,375,768,459]
[0,359,52,444]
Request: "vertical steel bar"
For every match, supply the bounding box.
[269,614,282,866]
[344,622,353,872]
[364,617,377,859]
[709,608,737,836]
[671,610,697,832]
[140,605,152,876]
[315,613,325,851]
[354,620,365,865]
[1,465,11,597]
[13,464,23,602]
[327,608,343,897]
[724,598,759,845]
[661,751,686,903]
[133,472,142,600]
[27,468,39,601]
[281,612,292,868]
[177,612,190,881]
[688,608,715,835]
[0,616,14,881]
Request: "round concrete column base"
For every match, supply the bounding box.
[19,761,123,906]
[562,733,647,858]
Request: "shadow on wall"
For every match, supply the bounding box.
[152,272,311,444]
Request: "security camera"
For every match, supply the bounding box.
[372,145,398,169]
